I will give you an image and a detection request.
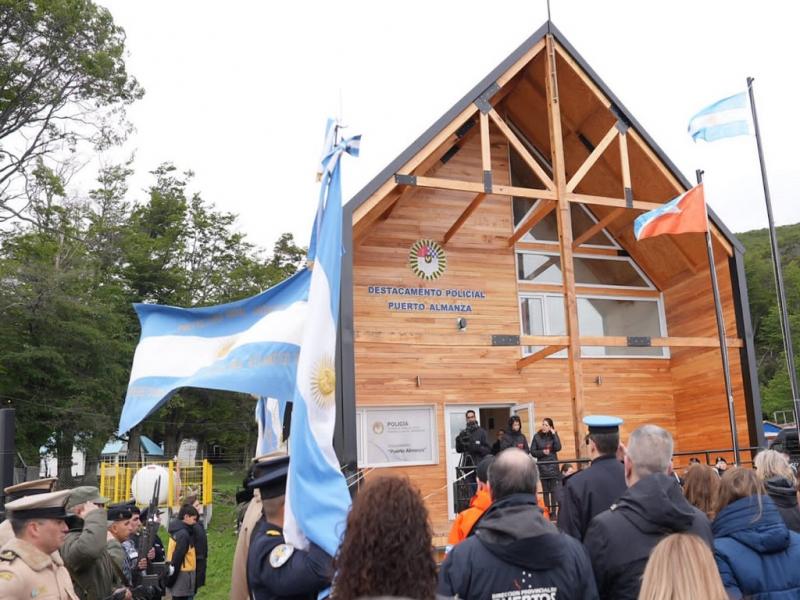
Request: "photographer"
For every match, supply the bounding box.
[456,410,490,495]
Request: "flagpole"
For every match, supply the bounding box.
[747,77,800,430]
[696,170,740,465]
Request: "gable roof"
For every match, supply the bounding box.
[344,21,744,254]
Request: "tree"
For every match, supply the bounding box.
[0,0,143,222]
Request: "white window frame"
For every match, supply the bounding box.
[518,291,670,360]
[355,404,439,468]
[516,249,656,291]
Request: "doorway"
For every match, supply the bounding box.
[444,403,534,519]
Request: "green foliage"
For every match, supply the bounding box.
[0,157,306,472]
[0,0,143,218]
[739,224,800,420]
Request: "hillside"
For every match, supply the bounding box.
[738,223,800,420]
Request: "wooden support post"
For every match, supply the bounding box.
[572,208,624,249]
[545,35,586,457]
[619,130,632,198]
[443,193,487,245]
[480,112,492,176]
[507,201,556,247]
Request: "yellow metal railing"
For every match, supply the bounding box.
[99,459,213,509]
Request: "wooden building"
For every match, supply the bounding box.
[333,23,763,540]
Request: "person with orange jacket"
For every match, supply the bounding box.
[448,454,550,550]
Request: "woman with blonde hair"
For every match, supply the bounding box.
[638,533,726,600]
[682,464,720,520]
[754,449,800,532]
[713,467,800,599]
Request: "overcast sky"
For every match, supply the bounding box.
[94,1,800,251]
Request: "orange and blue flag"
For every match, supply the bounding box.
[633,184,708,241]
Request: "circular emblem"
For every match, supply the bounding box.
[372,421,384,435]
[310,355,336,408]
[269,543,294,568]
[409,239,447,280]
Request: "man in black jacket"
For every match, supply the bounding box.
[583,424,713,600]
[438,448,598,600]
[557,416,626,540]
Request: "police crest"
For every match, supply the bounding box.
[269,543,294,568]
[409,239,447,281]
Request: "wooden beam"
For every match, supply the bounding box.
[517,281,662,298]
[414,118,480,178]
[497,38,546,87]
[378,186,411,221]
[410,175,557,200]
[488,108,554,191]
[567,192,662,212]
[520,335,744,348]
[516,344,568,369]
[517,241,619,257]
[566,124,619,193]
[507,201,556,247]
[480,112,492,176]
[619,130,632,195]
[572,208,625,249]
[443,193,487,245]
[546,34,586,456]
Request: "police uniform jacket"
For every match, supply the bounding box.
[556,454,626,540]
[60,510,126,600]
[0,537,79,600]
[438,493,598,600]
[0,519,15,548]
[246,519,332,600]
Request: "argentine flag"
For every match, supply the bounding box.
[256,397,286,455]
[283,121,360,557]
[118,269,311,433]
[688,92,750,142]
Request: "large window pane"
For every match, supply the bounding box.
[573,256,650,288]
[517,253,563,284]
[520,295,566,357]
[578,297,664,357]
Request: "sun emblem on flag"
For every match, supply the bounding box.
[310,355,336,408]
[216,338,237,359]
[409,239,447,280]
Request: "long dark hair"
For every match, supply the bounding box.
[332,475,437,600]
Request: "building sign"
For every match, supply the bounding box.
[357,405,438,467]
[367,285,486,313]
[409,239,447,280]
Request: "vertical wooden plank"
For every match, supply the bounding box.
[545,35,586,457]
[480,111,492,175]
[619,130,632,197]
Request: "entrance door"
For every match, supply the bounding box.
[444,406,480,520]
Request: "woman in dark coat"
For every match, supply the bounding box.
[754,449,800,533]
[499,416,529,452]
[530,417,561,517]
[713,467,800,599]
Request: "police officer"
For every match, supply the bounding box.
[0,478,58,547]
[0,489,78,599]
[246,454,333,600]
[557,415,627,541]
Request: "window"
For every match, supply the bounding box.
[519,294,667,358]
[517,251,652,289]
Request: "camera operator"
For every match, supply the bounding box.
[456,410,490,494]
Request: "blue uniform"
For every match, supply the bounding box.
[246,519,332,600]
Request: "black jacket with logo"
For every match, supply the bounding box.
[438,493,598,600]
[583,472,713,600]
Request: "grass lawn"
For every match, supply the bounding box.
[196,464,245,600]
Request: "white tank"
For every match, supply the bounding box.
[131,464,171,505]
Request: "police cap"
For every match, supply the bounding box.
[583,415,624,434]
[66,486,108,510]
[248,454,289,499]
[3,478,57,501]
[107,503,133,522]
[5,489,72,520]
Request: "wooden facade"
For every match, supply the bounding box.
[335,23,763,541]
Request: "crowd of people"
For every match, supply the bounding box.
[4,415,800,600]
[0,480,207,600]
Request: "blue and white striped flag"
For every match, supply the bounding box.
[118,269,311,433]
[256,397,286,455]
[688,92,750,142]
[283,124,360,557]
